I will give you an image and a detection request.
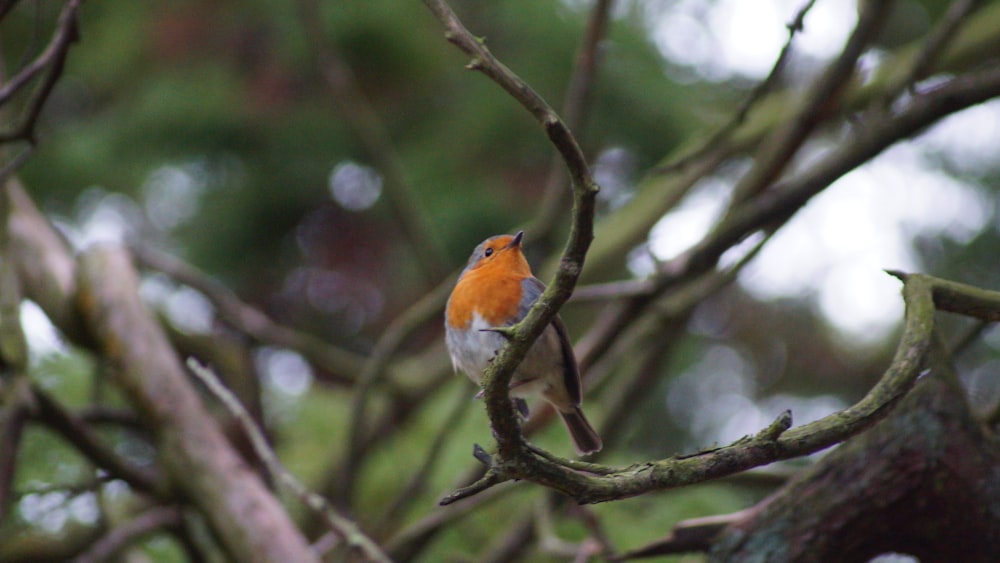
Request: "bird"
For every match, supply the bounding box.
[445,231,602,455]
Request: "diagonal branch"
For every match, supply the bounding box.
[0,0,81,144]
[132,244,368,386]
[728,0,892,205]
[885,0,986,100]
[187,359,392,563]
[659,0,819,176]
[76,245,317,563]
[30,385,165,497]
[70,506,183,563]
[534,0,615,236]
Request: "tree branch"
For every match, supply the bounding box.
[423,0,600,463]
[729,0,892,205]
[535,0,614,237]
[30,385,165,496]
[132,244,368,386]
[187,359,391,563]
[0,0,81,144]
[709,341,1000,561]
[71,506,183,563]
[76,245,318,563]
[583,1,1000,281]
[434,272,970,504]
[885,0,985,101]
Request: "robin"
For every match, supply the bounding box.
[445,231,602,455]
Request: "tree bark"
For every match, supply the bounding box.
[75,246,318,563]
[710,352,1000,562]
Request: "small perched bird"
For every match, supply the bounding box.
[445,231,602,455]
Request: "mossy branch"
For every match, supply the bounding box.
[439,272,991,504]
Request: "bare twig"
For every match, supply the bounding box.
[886,0,985,101]
[0,379,31,521]
[377,385,474,535]
[336,273,455,506]
[438,468,508,507]
[0,0,81,143]
[535,0,615,237]
[0,181,33,518]
[657,0,819,176]
[621,509,752,558]
[728,0,892,205]
[186,359,392,563]
[386,484,509,559]
[30,385,165,496]
[570,278,655,302]
[0,144,34,187]
[71,506,183,563]
[132,245,368,386]
[0,0,24,21]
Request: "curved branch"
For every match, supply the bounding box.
[438,273,976,504]
[423,0,600,462]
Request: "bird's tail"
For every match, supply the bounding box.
[558,407,602,455]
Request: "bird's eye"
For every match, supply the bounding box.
[484,248,494,257]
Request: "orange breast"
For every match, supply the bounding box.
[447,269,523,329]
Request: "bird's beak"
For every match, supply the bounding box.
[508,231,524,249]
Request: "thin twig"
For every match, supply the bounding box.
[336,273,455,506]
[657,0,819,175]
[886,0,984,101]
[0,144,35,188]
[535,0,615,238]
[186,359,392,563]
[621,509,753,558]
[71,506,183,563]
[385,484,509,559]
[132,245,368,386]
[0,177,32,520]
[728,0,892,205]
[438,468,508,506]
[0,378,31,521]
[0,0,81,143]
[378,385,474,535]
[30,385,165,496]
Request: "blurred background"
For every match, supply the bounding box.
[3,0,1000,561]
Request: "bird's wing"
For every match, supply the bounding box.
[520,277,583,405]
